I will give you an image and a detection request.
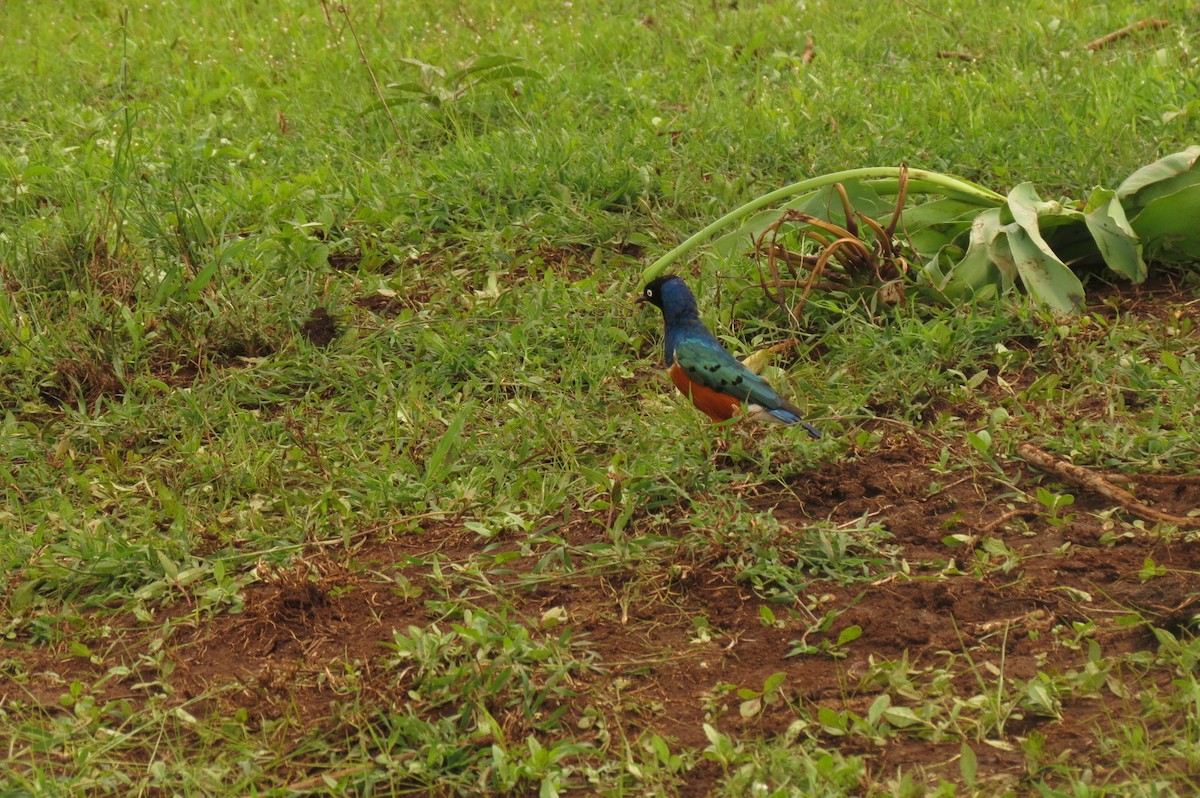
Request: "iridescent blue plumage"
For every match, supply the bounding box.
[641,275,820,438]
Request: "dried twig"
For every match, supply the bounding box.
[1016,443,1200,529]
[972,508,1040,535]
[1085,18,1169,51]
[937,50,978,62]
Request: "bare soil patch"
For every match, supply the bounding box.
[5,432,1197,793]
[4,280,1199,795]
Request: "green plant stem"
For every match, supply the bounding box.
[640,167,1006,284]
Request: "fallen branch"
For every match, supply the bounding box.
[937,51,978,62]
[1015,443,1200,530]
[1085,18,1169,52]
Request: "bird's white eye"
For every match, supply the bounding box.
[644,289,652,297]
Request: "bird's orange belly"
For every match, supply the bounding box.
[669,363,741,422]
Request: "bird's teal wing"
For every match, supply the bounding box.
[672,336,784,408]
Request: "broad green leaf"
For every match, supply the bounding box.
[906,225,968,260]
[1116,146,1200,208]
[999,184,1084,313]
[1082,187,1145,282]
[881,706,923,727]
[185,259,221,300]
[867,693,891,726]
[1005,182,1079,228]
[425,404,472,482]
[966,430,991,453]
[1128,183,1200,263]
[157,550,180,580]
[763,671,787,693]
[817,706,847,735]
[712,204,812,258]
[901,198,979,260]
[1024,682,1059,716]
[813,179,895,223]
[944,207,1008,298]
[836,625,862,646]
[397,57,446,78]
[960,743,978,787]
[997,226,1084,313]
[712,181,894,258]
[10,579,38,612]
[454,54,524,78]
[899,196,982,227]
[466,65,544,84]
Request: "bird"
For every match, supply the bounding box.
[640,275,820,438]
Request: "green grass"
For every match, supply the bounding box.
[2,0,1200,795]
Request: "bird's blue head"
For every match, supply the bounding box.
[640,275,698,323]
[641,275,705,363]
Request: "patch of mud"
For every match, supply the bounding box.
[327,250,363,271]
[299,306,337,347]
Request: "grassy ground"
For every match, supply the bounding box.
[2,0,1199,795]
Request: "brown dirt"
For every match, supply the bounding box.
[5,435,1198,793]
[4,279,1200,795]
[299,306,337,347]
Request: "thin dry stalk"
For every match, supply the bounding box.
[340,3,406,151]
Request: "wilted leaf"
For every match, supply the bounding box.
[881,706,923,727]
[960,743,978,787]
[998,184,1084,314]
[739,347,774,375]
[1128,183,1200,263]
[944,207,1008,298]
[1116,145,1200,209]
[739,697,762,717]
[1082,187,1145,282]
[901,197,980,259]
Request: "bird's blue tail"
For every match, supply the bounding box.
[767,408,821,439]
